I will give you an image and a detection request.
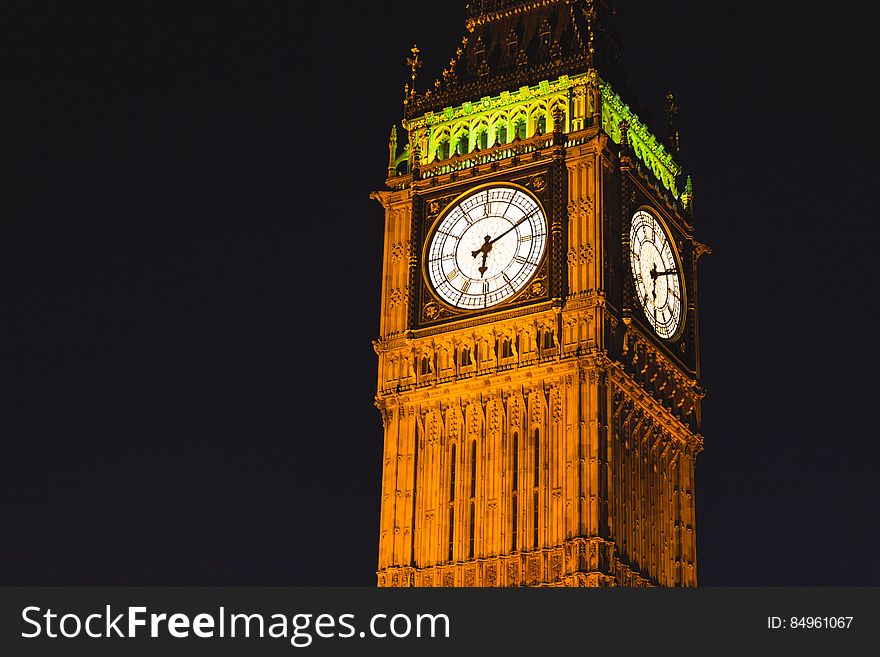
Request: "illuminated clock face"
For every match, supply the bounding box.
[426,186,547,310]
[629,210,684,339]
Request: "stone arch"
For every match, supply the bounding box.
[549,96,568,131]
[490,109,511,146]
[451,121,470,156]
[511,109,527,140]
[471,117,490,150]
[529,101,549,135]
[431,126,451,162]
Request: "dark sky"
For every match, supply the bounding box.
[2,1,879,586]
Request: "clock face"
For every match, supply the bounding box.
[426,186,547,310]
[629,210,684,340]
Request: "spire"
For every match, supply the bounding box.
[666,91,680,157]
[406,44,421,101]
[406,0,624,119]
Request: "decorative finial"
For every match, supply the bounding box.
[412,142,422,180]
[388,126,398,177]
[551,105,565,145]
[619,119,630,147]
[666,91,680,156]
[586,4,596,62]
[407,44,422,97]
[681,175,694,211]
[552,106,565,133]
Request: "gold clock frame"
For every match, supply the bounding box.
[630,205,688,343]
[420,180,551,317]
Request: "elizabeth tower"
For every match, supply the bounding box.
[373,0,707,587]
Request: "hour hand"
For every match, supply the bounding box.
[472,236,493,278]
[478,253,489,278]
[471,235,493,259]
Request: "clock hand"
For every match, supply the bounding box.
[488,209,538,247]
[472,235,493,259]
[471,235,493,278]
[469,209,538,276]
[650,266,678,282]
[479,251,489,278]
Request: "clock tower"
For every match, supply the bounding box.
[373,0,707,587]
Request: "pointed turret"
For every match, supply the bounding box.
[387,125,398,178]
[681,175,694,212]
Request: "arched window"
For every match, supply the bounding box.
[449,444,456,503]
[533,429,540,549]
[470,441,478,499]
[469,440,477,559]
[478,130,489,150]
[436,139,449,161]
[536,114,546,135]
[514,117,527,140]
[541,330,554,352]
[496,124,508,145]
[449,444,456,562]
[511,431,519,551]
[459,346,472,368]
[540,21,552,48]
[420,355,431,376]
[454,131,469,156]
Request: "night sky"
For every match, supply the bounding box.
[3,1,879,586]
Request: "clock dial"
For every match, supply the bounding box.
[426,186,547,310]
[629,210,684,339]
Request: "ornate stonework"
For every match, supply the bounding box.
[373,0,704,589]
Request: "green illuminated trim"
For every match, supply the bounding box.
[400,73,683,198]
[404,75,572,133]
[601,83,682,197]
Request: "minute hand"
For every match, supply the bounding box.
[489,210,537,246]
[650,266,678,282]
